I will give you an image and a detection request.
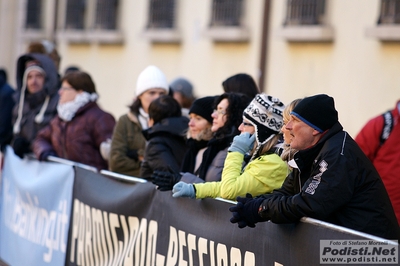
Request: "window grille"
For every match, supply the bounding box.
[210,0,243,27]
[378,0,400,24]
[25,0,42,29]
[95,0,119,29]
[284,0,325,26]
[147,0,176,28]
[65,0,86,29]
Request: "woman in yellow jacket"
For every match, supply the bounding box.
[172,94,289,200]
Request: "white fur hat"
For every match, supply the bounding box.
[135,65,169,96]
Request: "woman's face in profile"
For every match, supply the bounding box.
[188,113,211,139]
[138,88,167,113]
[58,81,80,104]
[211,98,228,132]
[238,118,255,135]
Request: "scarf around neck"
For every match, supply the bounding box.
[181,138,209,173]
[57,92,98,121]
[197,135,233,181]
[138,107,149,130]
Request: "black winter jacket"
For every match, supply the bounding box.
[140,116,189,178]
[258,122,399,240]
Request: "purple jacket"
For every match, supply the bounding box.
[33,101,115,170]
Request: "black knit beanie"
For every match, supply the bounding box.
[291,94,338,132]
[189,96,217,123]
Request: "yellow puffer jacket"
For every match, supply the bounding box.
[194,151,289,200]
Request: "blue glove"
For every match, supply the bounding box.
[229,193,265,228]
[228,132,256,154]
[172,181,196,199]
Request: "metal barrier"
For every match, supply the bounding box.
[47,155,98,173]
[100,169,147,183]
[23,153,400,246]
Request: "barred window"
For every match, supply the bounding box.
[65,0,86,29]
[95,0,119,29]
[284,0,325,26]
[210,0,243,27]
[147,0,176,28]
[378,0,400,24]
[25,0,42,29]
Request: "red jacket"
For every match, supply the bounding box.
[33,101,115,170]
[355,100,400,224]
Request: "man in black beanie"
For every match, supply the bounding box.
[229,94,399,240]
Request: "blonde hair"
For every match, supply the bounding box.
[252,134,282,158]
[280,98,302,162]
[186,125,213,141]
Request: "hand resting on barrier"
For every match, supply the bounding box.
[172,181,195,198]
[229,193,265,228]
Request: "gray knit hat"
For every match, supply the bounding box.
[170,77,195,99]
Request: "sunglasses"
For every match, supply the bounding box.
[242,121,253,127]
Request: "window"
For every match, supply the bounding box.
[147,0,176,29]
[378,0,400,24]
[279,0,333,42]
[96,0,119,30]
[65,0,85,30]
[25,0,42,29]
[64,0,119,30]
[206,0,249,42]
[366,0,400,41]
[59,0,122,44]
[210,0,243,27]
[144,0,180,43]
[284,0,325,26]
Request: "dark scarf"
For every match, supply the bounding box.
[197,134,233,181]
[26,90,47,110]
[180,138,208,173]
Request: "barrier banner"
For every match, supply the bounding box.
[66,167,392,266]
[0,147,74,266]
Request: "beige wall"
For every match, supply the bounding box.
[266,0,400,136]
[56,0,264,121]
[1,0,399,137]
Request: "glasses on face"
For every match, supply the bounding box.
[213,109,226,116]
[242,121,253,127]
[60,86,75,91]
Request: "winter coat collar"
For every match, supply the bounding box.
[294,122,343,172]
[127,111,141,126]
[142,116,189,140]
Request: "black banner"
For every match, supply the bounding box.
[65,167,395,266]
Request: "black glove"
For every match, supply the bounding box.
[12,136,31,159]
[151,170,182,191]
[39,150,57,161]
[126,149,139,161]
[229,193,265,228]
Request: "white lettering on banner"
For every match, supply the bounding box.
[69,199,255,266]
[69,199,157,266]
[2,179,69,262]
[162,226,255,266]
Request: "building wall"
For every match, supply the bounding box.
[56,0,264,121]
[266,0,400,136]
[0,0,399,137]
